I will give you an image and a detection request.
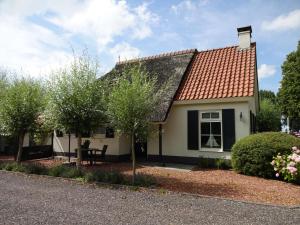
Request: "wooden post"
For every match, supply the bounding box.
[68,133,71,163]
[159,124,164,166]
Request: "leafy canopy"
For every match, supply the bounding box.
[108,65,157,139]
[256,99,281,132]
[48,53,106,134]
[259,90,276,104]
[278,41,300,118]
[0,77,45,136]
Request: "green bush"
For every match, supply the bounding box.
[232,132,300,178]
[24,163,48,175]
[48,165,68,177]
[103,171,124,184]
[133,174,156,187]
[198,157,232,170]
[60,167,84,179]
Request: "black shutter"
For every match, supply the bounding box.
[222,109,235,151]
[187,110,199,150]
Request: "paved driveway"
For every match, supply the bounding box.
[0,171,299,225]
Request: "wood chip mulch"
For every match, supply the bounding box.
[2,157,299,206]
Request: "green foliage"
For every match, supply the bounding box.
[271,147,300,183]
[231,132,300,178]
[256,99,281,132]
[84,170,124,184]
[48,52,107,135]
[23,163,48,175]
[259,90,277,104]
[278,41,300,120]
[132,173,156,187]
[198,157,232,170]
[108,64,157,140]
[5,162,26,172]
[0,77,46,136]
[60,167,84,178]
[48,165,67,177]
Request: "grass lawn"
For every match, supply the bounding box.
[1,156,299,206]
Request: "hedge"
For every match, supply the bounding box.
[231,132,300,178]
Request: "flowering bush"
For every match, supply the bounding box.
[271,146,300,183]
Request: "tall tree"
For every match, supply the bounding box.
[48,52,106,167]
[0,77,45,162]
[278,41,300,130]
[108,65,157,184]
[256,99,281,132]
[259,90,276,104]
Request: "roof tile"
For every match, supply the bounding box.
[175,43,256,100]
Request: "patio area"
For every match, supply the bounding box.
[1,156,300,206]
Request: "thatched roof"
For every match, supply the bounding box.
[103,49,196,122]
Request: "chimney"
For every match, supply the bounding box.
[237,26,252,49]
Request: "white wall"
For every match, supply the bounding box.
[148,100,253,159]
[53,132,130,156]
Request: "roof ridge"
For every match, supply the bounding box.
[116,48,197,65]
[197,42,256,53]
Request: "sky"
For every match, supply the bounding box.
[0,0,299,93]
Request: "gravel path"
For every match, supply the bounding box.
[0,171,299,225]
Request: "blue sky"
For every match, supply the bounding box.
[0,0,299,93]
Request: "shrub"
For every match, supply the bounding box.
[60,167,84,179]
[232,132,300,178]
[24,163,48,175]
[133,174,156,187]
[84,170,124,184]
[2,162,26,172]
[103,171,124,184]
[271,146,300,183]
[215,158,232,170]
[48,165,68,177]
[198,157,232,170]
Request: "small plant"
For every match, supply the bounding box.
[24,163,48,175]
[216,158,232,170]
[198,157,231,170]
[103,171,124,184]
[271,146,300,183]
[48,165,68,177]
[60,167,84,179]
[133,173,156,187]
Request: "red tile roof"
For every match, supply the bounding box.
[176,43,256,100]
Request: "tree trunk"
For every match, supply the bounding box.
[131,134,136,184]
[76,133,82,168]
[16,131,25,163]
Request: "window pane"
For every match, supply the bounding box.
[201,135,211,148]
[211,112,219,119]
[201,122,210,134]
[212,135,221,148]
[211,122,221,135]
[202,113,210,119]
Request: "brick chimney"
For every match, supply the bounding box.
[237,26,252,49]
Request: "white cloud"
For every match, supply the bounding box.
[258,64,276,79]
[0,0,157,78]
[47,0,157,49]
[262,9,300,31]
[109,42,140,62]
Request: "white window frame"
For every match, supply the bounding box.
[199,111,223,152]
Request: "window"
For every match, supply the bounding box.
[200,111,222,149]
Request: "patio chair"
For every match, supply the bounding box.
[92,145,107,164]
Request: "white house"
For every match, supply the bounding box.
[53,26,259,164]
